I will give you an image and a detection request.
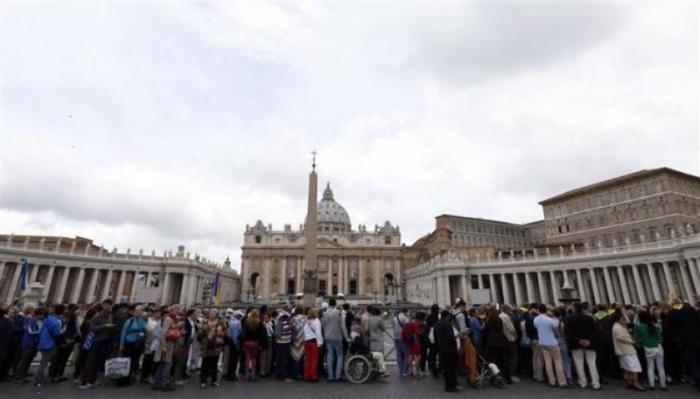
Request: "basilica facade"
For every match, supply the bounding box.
[240,182,403,304]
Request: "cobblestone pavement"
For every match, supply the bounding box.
[2,369,699,399]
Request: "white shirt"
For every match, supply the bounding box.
[304,318,324,345]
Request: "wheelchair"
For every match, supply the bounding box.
[344,353,380,384]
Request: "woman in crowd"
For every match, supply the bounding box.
[302,308,323,382]
[612,310,645,391]
[240,309,267,381]
[482,306,512,384]
[635,309,666,390]
[120,305,147,382]
[552,307,572,385]
[153,306,178,391]
[197,310,226,388]
[289,307,306,379]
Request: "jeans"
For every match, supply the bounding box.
[571,348,600,388]
[644,346,666,388]
[559,341,572,380]
[395,339,409,375]
[15,347,37,381]
[325,339,343,381]
[154,361,171,388]
[227,343,240,379]
[200,356,218,384]
[35,349,56,386]
[123,341,144,378]
[49,344,74,380]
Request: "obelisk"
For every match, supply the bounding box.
[302,151,319,307]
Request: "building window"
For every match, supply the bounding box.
[287,280,295,295]
[319,279,327,294]
[349,280,358,295]
[384,236,391,245]
[255,235,262,244]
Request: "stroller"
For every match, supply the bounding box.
[474,352,507,389]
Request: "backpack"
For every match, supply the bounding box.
[525,317,538,341]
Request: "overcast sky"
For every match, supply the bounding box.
[1,1,698,271]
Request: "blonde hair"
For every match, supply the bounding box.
[246,310,261,329]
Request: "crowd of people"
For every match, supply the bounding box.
[0,294,699,394]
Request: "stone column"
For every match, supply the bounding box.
[6,264,23,304]
[513,273,524,306]
[603,267,615,303]
[0,263,5,289]
[280,258,288,296]
[524,272,534,303]
[647,264,661,301]
[358,259,365,296]
[489,274,497,303]
[71,268,86,304]
[42,266,56,302]
[688,258,700,295]
[589,268,601,305]
[549,271,560,305]
[86,269,100,303]
[29,264,40,285]
[262,258,270,298]
[679,261,694,301]
[662,261,675,297]
[616,266,631,304]
[537,272,548,304]
[56,266,71,303]
[631,264,646,305]
[575,269,586,302]
[501,274,512,305]
[441,273,451,307]
[101,269,113,300]
[297,257,303,294]
[460,273,469,303]
[116,270,127,303]
[161,272,171,305]
[475,273,482,289]
[129,271,140,303]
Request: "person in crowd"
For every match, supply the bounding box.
[524,304,544,382]
[565,302,600,390]
[434,309,461,393]
[0,305,12,382]
[226,310,242,381]
[533,304,567,388]
[612,310,644,391]
[424,304,440,378]
[552,307,572,385]
[634,309,666,390]
[367,306,389,378]
[274,309,293,382]
[240,309,267,381]
[393,307,410,377]
[73,306,96,383]
[49,304,78,383]
[321,298,349,382]
[80,299,115,389]
[303,308,323,382]
[35,304,64,387]
[290,307,307,379]
[152,305,179,391]
[665,298,700,390]
[178,308,198,383]
[260,312,274,377]
[483,306,512,384]
[140,307,160,383]
[468,308,485,349]
[403,312,424,378]
[0,306,25,381]
[499,304,520,382]
[197,310,226,388]
[120,305,146,382]
[15,305,42,385]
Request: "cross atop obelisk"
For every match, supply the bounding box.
[303,150,319,307]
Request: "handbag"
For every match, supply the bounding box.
[105,357,131,379]
[166,327,181,342]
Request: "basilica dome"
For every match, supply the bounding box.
[318,183,351,231]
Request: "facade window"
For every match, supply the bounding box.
[349,280,358,295]
[255,235,262,244]
[384,236,392,245]
[287,280,295,295]
[319,279,327,293]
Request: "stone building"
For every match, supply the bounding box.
[240,175,404,304]
[0,235,240,306]
[540,168,700,248]
[405,167,700,307]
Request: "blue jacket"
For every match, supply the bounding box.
[38,315,63,351]
[227,319,241,343]
[21,317,41,349]
[120,317,147,347]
